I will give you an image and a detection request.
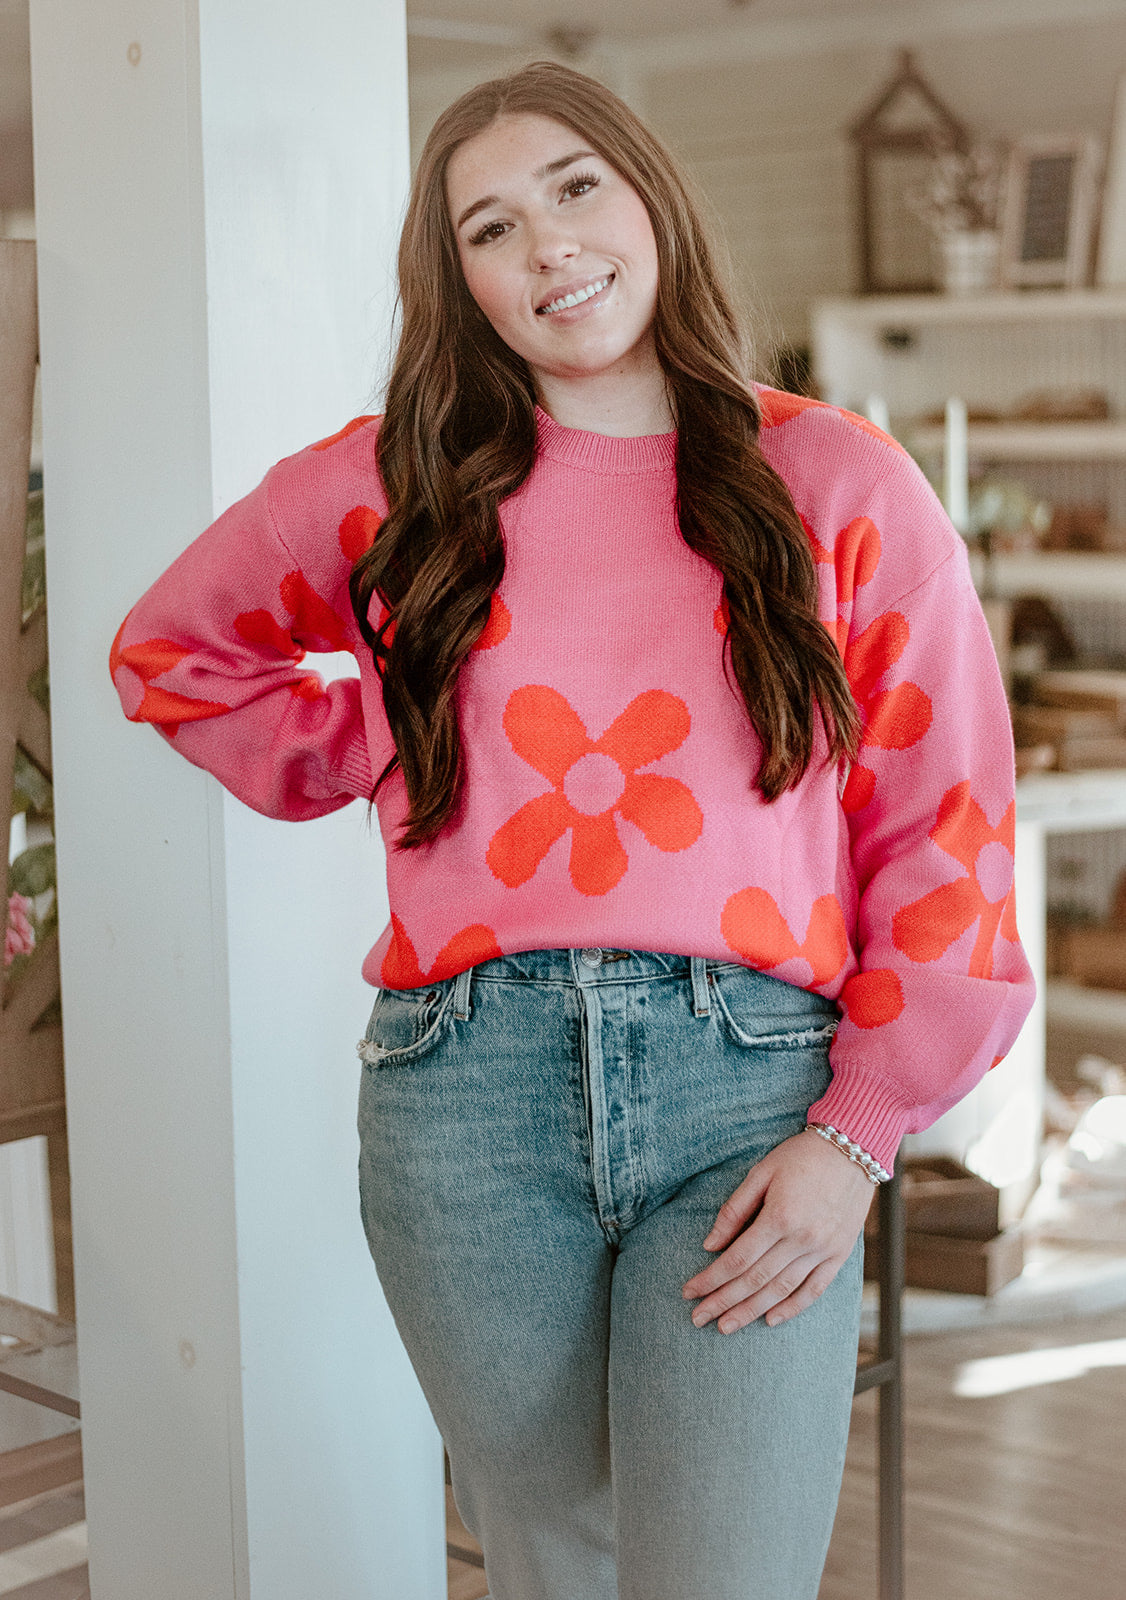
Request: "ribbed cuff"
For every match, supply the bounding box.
[336,732,374,799]
[806,1066,914,1177]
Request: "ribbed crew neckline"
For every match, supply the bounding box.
[534,405,677,473]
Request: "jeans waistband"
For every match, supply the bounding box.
[451,947,722,1024]
[450,948,772,1023]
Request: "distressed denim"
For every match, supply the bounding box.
[356,948,864,1600]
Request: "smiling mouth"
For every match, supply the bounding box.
[535,274,615,315]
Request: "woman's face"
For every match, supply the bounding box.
[445,112,661,395]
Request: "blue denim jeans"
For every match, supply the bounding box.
[356,948,864,1600]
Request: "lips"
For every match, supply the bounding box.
[535,273,615,315]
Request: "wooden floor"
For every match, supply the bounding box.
[0,1486,86,1600]
[448,1305,1126,1600]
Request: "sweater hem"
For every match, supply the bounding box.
[805,1069,915,1176]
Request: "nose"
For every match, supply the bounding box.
[526,214,579,273]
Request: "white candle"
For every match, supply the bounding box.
[865,394,891,435]
[944,396,969,533]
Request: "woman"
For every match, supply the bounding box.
[111,60,1034,1600]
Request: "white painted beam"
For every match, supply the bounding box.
[28,2,445,1595]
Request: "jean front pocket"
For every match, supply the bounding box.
[711,965,840,1051]
[356,981,454,1068]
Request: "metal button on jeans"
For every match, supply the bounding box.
[579,948,603,968]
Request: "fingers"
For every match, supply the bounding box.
[700,1162,772,1252]
[681,1132,869,1333]
[682,1219,783,1303]
[759,1259,840,1328]
[688,1245,823,1334]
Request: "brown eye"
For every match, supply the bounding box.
[562,171,599,200]
[468,219,508,246]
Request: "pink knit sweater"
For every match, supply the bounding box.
[111,387,1035,1170]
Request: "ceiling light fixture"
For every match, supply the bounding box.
[545,25,598,60]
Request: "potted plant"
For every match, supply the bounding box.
[912,140,1006,294]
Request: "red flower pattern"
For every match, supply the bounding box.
[367,592,510,656]
[339,504,382,561]
[839,968,905,1029]
[721,887,849,986]
[381,913,503,988]
[805,514,883,656]
[310,416,376,452]
[109,624,230,735]
[235,571,349,656]
[231,572,350,704]
[839,610,933,813]
[487,686,702,895]
[474,594,512,650]
[892,782,1019,979]
[336,508,511,651]
[757,389,911,458]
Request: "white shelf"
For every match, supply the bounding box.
[1045,977,1126,1032]
[970,550,1126,601]
[814,288,1126,327]
[909,421,1126,461]
[1016,768,1126,830]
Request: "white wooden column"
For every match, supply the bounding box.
[28,3,446,1596]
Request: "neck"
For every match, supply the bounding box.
[533,353,675,438]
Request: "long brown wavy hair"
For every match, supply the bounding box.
[350,59,860,847]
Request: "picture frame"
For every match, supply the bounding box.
[1000,134,1103,289]
[1097,73,1126,287]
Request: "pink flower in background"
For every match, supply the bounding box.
[5,893,35,968]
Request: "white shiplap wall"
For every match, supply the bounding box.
[643,15,1126,346]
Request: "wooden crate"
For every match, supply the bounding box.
[1012,704,1117,744]
[865,1155,1000,1241]
[1032,668,1126,723]
[864,1156,1022,1296]
[865,1225,1025,1296]
[1058,925,1126,990]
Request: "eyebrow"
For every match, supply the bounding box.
[454,149,599,231]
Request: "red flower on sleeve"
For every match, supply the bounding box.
[839,610,933,813]
[892,782,1019,979]
[110,624,231,734]
[339,505,382,561]
[310,416,376,452]
[838,968,905,1028]
[757,390,911,457]
[235,572,349,656]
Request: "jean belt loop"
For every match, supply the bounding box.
[452,964,474,1022]
[690,955,711,1018]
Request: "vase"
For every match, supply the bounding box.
[940,229,1001,296]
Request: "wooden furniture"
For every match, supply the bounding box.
[0,1295,80,1510]
[0,240,73,1324]
[0,239,81,1505]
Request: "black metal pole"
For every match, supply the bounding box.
[877,1167,905,1600]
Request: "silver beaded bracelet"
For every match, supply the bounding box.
[805,1121,891,1185]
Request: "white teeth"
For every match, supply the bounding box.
[539,276,611,314]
